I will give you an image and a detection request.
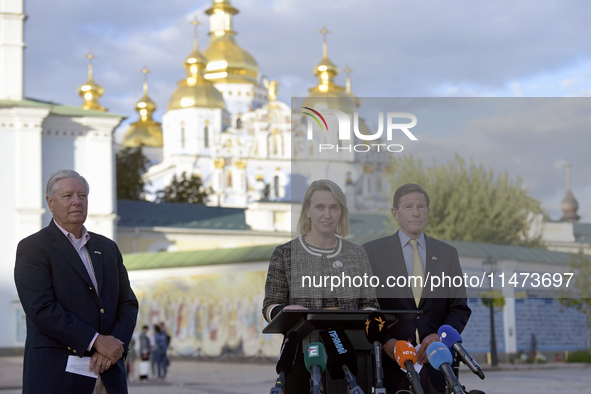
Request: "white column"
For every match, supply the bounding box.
[0,0,25,100]
[501,261,518,355]
[0,106,48,349]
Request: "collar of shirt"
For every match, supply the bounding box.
[54,220,90,252]
[398,231,427,275]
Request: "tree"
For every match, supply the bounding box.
[385,154,543,246]
[156,172,207,204]
[116,146,149,200]
[557,250,591,350]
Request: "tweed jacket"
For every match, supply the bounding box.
[262,236,378,321]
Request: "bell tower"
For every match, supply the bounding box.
[0,0,25,100]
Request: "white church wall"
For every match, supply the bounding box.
[41,115,121,239]
[0,106,47,350]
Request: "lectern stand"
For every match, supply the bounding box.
[263,309,421,393]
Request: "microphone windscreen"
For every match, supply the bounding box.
[304,342,327,373]
[365,311,388,343]
[319,328,358,379]
[426,341,453,371]
[438,325,462,348]
[394,340,417,370]
[276,331,299,375]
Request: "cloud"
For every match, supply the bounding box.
[22,0,591,220]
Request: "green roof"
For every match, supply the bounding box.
[118,200,249,230]
[123,236,569,272]
[119,205,571,271]
[124,243,277,271]
[0,98,125,118]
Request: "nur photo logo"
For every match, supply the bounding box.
[302,107,418,153]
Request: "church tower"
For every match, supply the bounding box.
[1,0,123,353]
[143,17,228,198]
[0,0,25,100]
[202,0,267,116]
[560,161,581,222]
[121,67,163,164]
[78,51,107,111]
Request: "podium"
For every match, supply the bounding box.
[263,309,421,393]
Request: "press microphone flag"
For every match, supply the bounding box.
[426,341,465,394]
[438,325,485,380]
[269,331,299,394]
[365,311,387,343]
[320,328,364,394]
[364,311,387,393]
[394,340,425,394]
[276,331,299,375]
[304,342,326,394]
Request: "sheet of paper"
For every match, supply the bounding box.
[65,355,99,379]
[414,343,423,373]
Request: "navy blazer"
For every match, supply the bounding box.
[14,220,138,394]
[363,231,471,392]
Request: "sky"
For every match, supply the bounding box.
[21,0,591,221]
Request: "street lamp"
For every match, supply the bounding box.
[482,256,498,367]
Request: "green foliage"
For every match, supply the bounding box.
[116,146,149,200]
[385,154,544,246]
[156,172,207,204]
[566,349,591,363]
[480,290,506,309]
[557,250,591,350]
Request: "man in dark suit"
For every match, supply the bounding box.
[363,183,471,393]
[14,169,138,394]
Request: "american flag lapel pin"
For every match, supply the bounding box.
[94,251,102,255]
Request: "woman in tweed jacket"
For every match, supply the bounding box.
[262,179,378,393]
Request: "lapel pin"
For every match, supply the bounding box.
[432,256,437,261]
[332,260,343,269]
[94,251,101,255]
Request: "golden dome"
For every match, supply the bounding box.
[78,51,106,111]
[202,0,261,84]
[168,18,226,110]
[303,26,357,113]
[122,67,163,148]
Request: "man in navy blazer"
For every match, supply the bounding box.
[14,169,138,394]
[363,184,471,393]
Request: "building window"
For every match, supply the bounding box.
[180,122,185,149]
[274,176,280,198]
[227,171,233,188]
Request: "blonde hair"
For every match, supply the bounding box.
[297,179,350,237]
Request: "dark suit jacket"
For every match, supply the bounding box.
[14,220,138,394]
[363,231,471,392]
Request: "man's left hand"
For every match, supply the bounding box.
[89,351,117,375]
[417,333,439,365]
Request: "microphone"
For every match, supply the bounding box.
[439,325,485,380]
[394,340,425,394]
[270,331,299,394]
[304,342,326,394]
[320,328,364,394]
[426,341,465,394]
[364,311,387,393]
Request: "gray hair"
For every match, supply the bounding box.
[46,169,89,198]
